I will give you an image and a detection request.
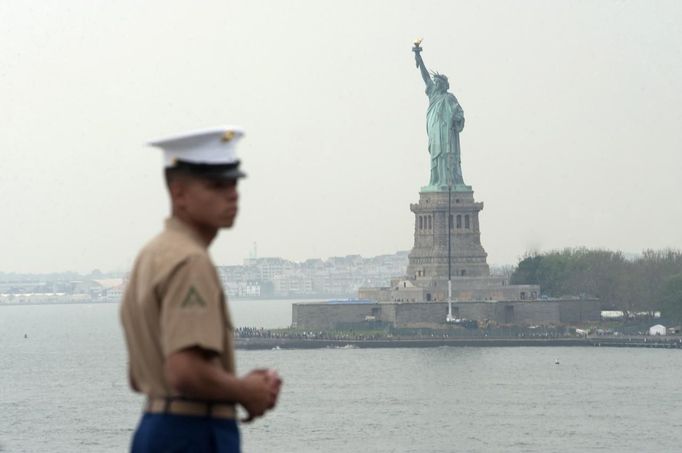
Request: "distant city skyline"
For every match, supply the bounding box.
[1,249,411,277]
[0,246,660,277]
[1,250,412,301]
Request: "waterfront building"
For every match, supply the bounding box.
[273,272,314,297]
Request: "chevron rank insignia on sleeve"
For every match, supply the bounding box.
[181,286,206,308]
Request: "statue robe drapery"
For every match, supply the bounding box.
[425,84,465,187]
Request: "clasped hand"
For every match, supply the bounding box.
[240,368,282,422]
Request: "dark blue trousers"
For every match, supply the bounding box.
[131,413,240,453]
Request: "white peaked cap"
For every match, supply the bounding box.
[148,125,245,169]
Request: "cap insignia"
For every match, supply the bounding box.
[222,131,236,142]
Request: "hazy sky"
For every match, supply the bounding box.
[1,1,681,273]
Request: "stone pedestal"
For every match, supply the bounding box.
[359,186,539,304]
[407,189,490,284]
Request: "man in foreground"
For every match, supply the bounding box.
[120,126,281,452]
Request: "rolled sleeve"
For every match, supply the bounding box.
[160,254,224,357]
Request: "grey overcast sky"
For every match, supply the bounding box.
[1,1,681,273]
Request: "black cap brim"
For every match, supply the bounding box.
[203,168,247,181]
[171,160,246,181]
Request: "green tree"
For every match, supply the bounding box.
[510,248,682,312]
[659,273,682,325]
[510,253,543,286]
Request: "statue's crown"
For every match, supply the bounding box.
[431,72,449,89]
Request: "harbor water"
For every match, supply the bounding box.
[1,301,681,452]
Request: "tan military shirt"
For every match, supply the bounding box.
[120,217,235,398]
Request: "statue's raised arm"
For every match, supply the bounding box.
[413,39,433,89]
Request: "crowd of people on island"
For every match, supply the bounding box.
[234,327,383,341]
[234,325,682,346]
[234,326,566,341]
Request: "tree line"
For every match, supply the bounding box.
[510,248,682,322]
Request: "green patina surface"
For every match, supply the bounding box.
[413,41,468,192]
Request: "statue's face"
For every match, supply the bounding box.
[434,78,447,92]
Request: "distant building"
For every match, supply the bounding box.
[93,278,125,302]
[215,251,409,298]
[273,272,313,297]
[649,324,667,336]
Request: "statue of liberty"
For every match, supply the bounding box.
[413,40,467,190]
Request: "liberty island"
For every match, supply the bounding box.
[292,41,600,331]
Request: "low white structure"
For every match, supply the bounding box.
[649,324,667,336]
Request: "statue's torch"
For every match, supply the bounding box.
[413,38,423,67]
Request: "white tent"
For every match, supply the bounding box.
[649,324,667,336]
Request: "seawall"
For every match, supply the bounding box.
[235,336,682,350]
